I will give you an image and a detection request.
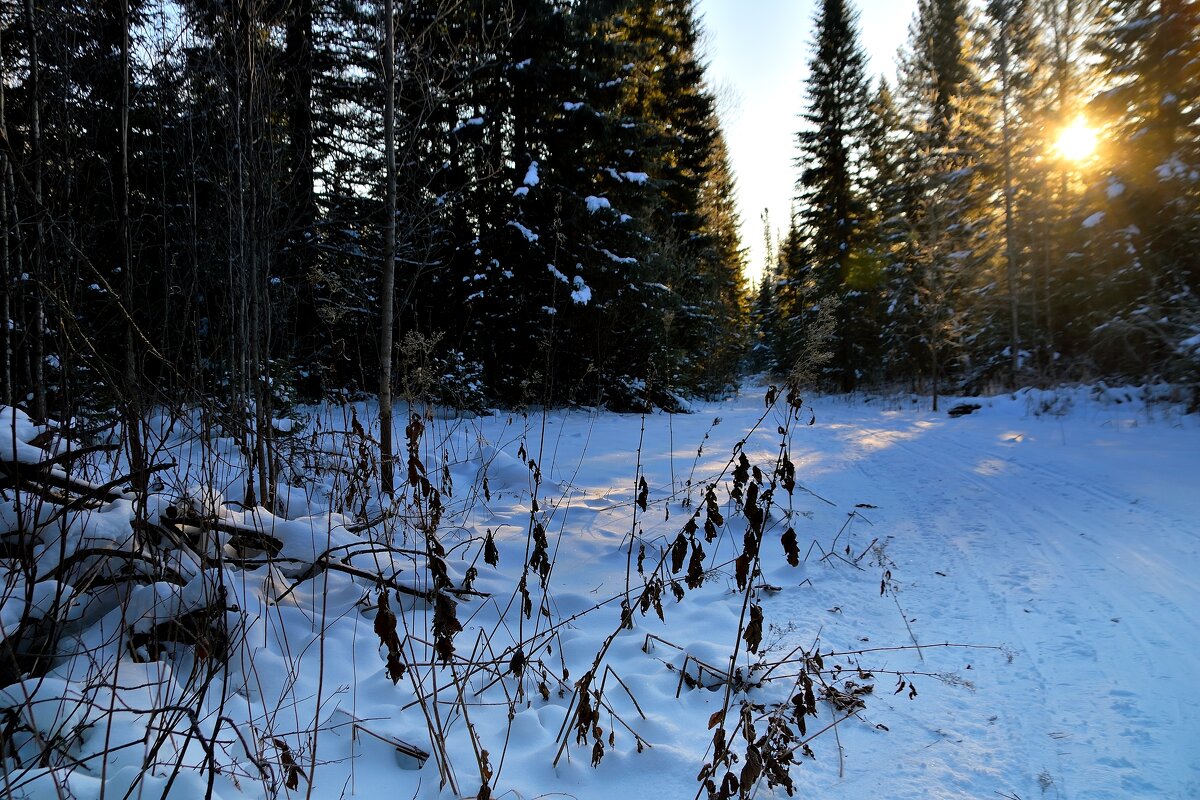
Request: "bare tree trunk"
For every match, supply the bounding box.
[23,0,45,420]
[931,339,939,412]
[379,0,398,496]
[997,17,1021,389]
[226,5,256,509]
[247,21,274,511]
[3,166,22,406]
[0,27,10,408]
[1,168,8,410]
[277,0,317,379]
[119,0,147,506]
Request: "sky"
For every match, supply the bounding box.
[694,0,917,283]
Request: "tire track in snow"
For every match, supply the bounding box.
[834,415,1200,799]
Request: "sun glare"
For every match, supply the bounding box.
[1054,117,1099,162]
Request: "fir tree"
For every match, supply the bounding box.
[791,0,876,390]
[893,0,990,405]
[1083,0,1200,378]
[865,78,925,385]
[611,0,747,400]
[978,0,1040,387]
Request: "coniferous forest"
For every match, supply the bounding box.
[758,0,1200,407]
[0,0,1197,421]
[0,0,746,427]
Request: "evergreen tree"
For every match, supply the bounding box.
[683,130,749,394]
[892,0,990,405]
[978,0,1040,387]
[791,0,876,390]
[865,78,926,385]
[1083,0,1200,379]
[0,0,742,413]
[772,220,808,369]
[610,0,747,401]
[749,209,781,373]
[1029,0,1100,379]
[433,0,665,406]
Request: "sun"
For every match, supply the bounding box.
[1054,117,1099,163]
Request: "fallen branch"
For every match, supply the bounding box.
[161,514,284,557]
[42,546,187,586]
[0,459,173,510]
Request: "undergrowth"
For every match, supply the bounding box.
[0,386,990,799]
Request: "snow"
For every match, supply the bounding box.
[2,388,1198,800]
[602,169,648,184]
[548,263,570,283]
[601,248,637,264]
[508,220,539,242]
[563,101,584,111]
[1082,211,1106,228]
[585,195,611,213]
[570,275,592,305]
[524,160,541,187]
[1106,179,1125,198]
[453,116,484,133]
[1156,155,1186,181]
[0,405,50,463]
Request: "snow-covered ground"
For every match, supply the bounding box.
[752,388,1200,800]
[1,385,1197,799]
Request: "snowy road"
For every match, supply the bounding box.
[756,391,1200,799]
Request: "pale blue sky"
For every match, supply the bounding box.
[694,0,917,281]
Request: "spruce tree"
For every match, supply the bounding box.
[979,0,1039,387]
[1083,0,1200,378]
[772,221,808,369]
[865,78,925,385]
[749,209,781,374]
[892,0,989,405]
[792,0,876,390]
[610,0,747,402]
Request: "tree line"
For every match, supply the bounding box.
[0,0,747,437]
[757,0,1199,407]
[2,0,1197,443]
